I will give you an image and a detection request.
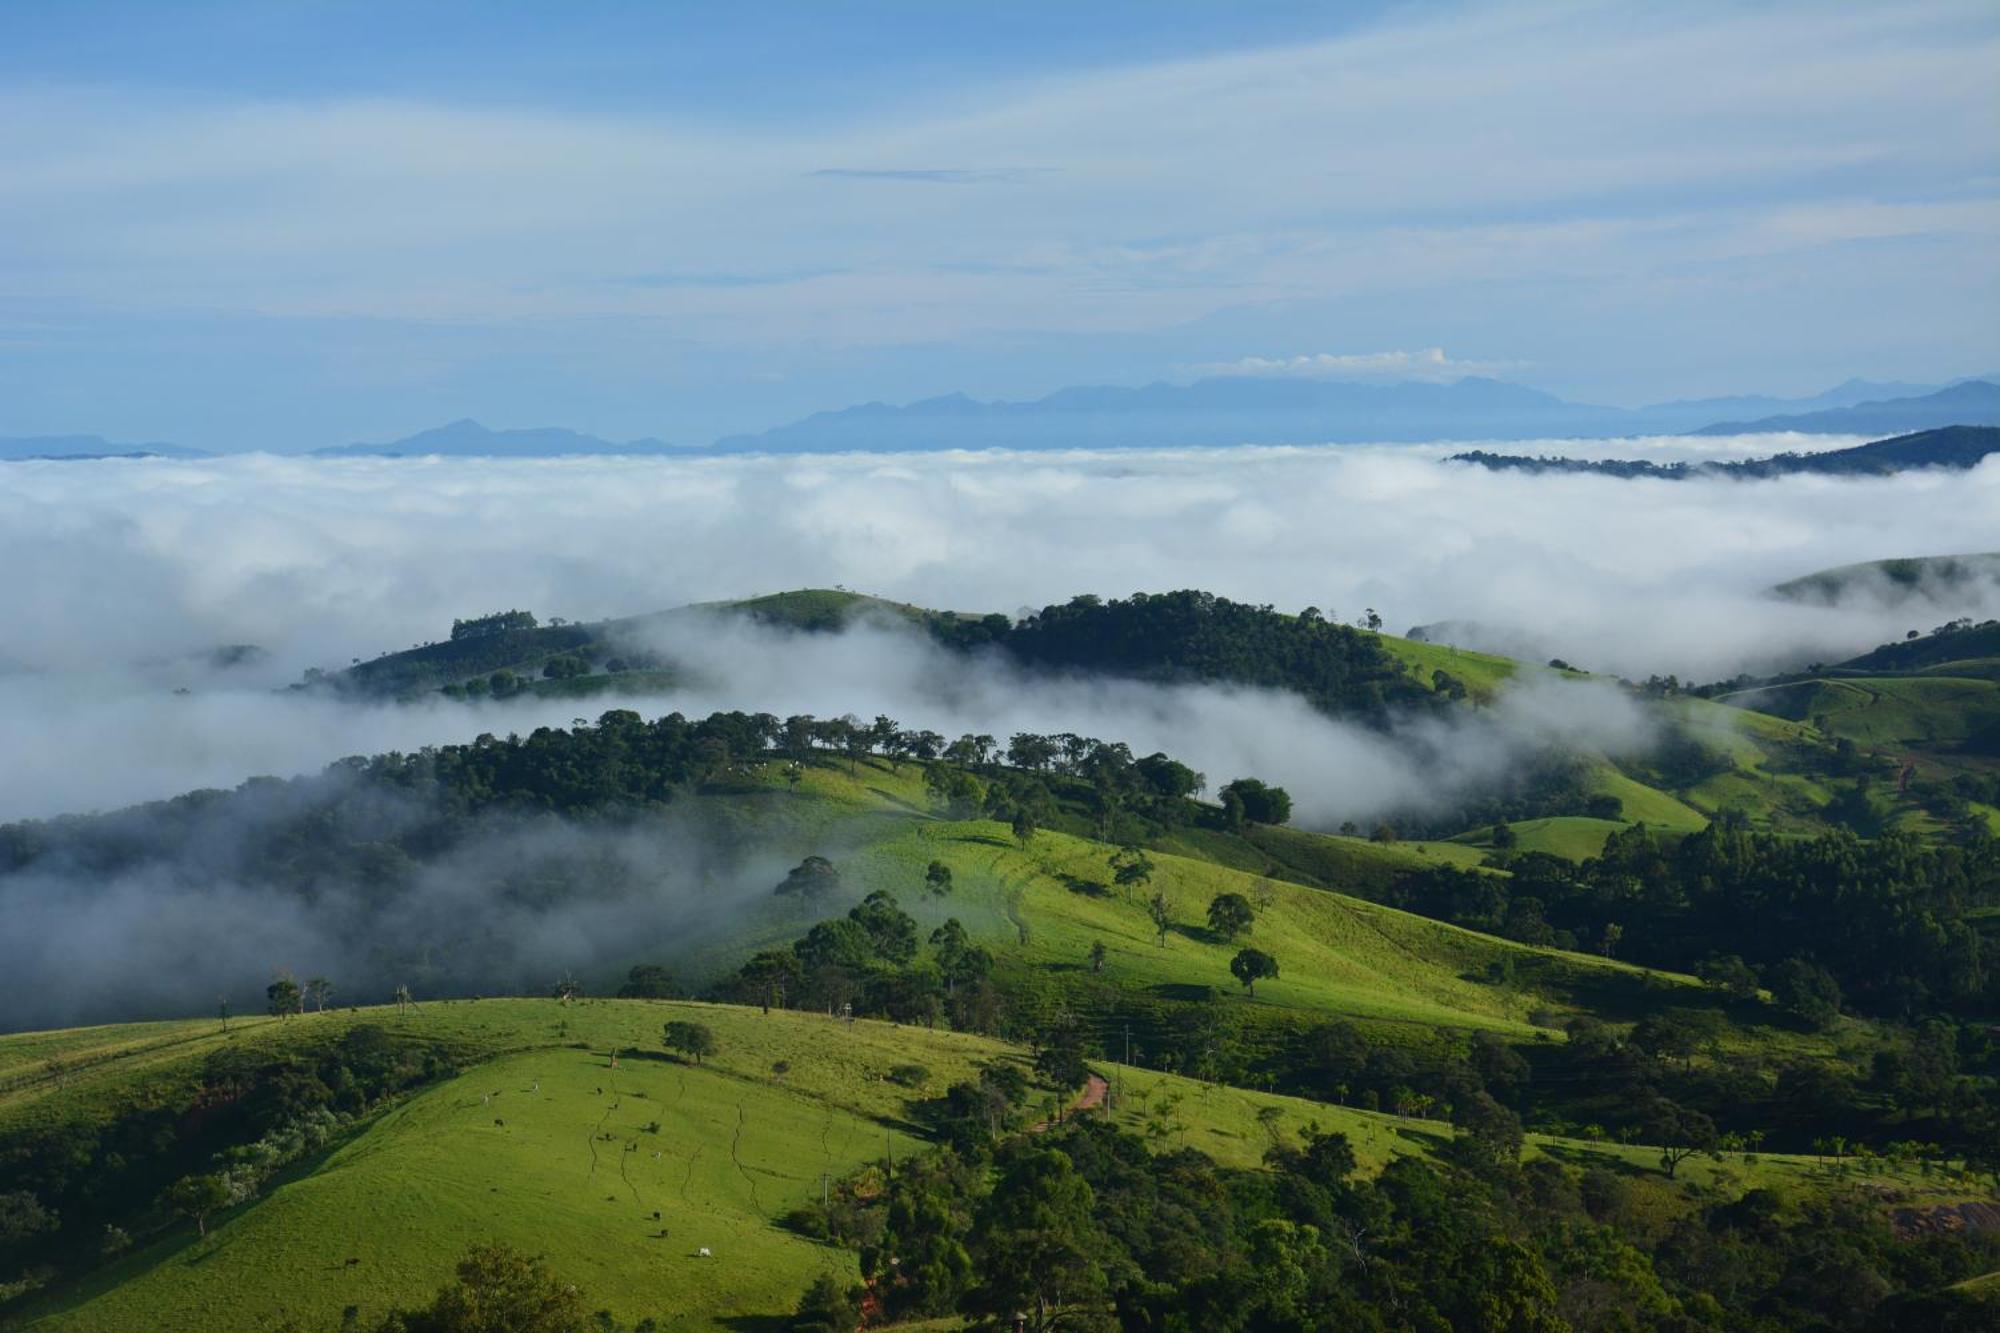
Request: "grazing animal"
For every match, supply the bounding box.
[697,1247,712,1258]
[494,1118,505,1127]
[344,1257,360,1268]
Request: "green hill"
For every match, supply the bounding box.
[7,990,1983,1332]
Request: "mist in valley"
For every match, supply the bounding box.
[2,441,1996,1026]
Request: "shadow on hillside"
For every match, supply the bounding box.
[1152,982,1222,1004]
[1065,876,1110,897]
[1538,1142,1656,1178]
[863,784,927,814]
[718,1317,794,1332]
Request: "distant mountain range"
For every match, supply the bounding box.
[1450,425,2000,480]
[1690,379,2000,436]
[0,434,210,461]
[311,418,684,458]
[11,373,1998,459]
[710,374,2000,453]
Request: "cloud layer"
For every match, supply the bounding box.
[1,442,1996,822]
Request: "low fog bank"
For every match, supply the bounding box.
[1,441,1994,819]
[1,442,1994,682]
[0,613,1665,1030]
[0,784,826,1032]
[614,612,1661,830]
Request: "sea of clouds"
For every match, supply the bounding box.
[4,437,1998,1023]
[1,436,1996,825]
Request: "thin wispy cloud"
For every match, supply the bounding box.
[810,167,1051,184]
[0,2,1994,444]
[1187,348,1525,382]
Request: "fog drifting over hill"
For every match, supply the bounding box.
[1,437,1996,821]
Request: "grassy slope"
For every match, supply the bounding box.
[758,761,1710,1039]
[13,995,1975,1332]
[17,1001,1002,1332]
[1375,634,1519,702]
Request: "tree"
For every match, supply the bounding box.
[553,972,583,1003]
[304,976,332,1013]
[1147,892,1172,947]
[616,964,675,999]
[1230,947,1279,996]
[1032,1011,1091,1095]
[1490,821,1518,850]
[963,1148,1110,1333]
[266,973,302,1018]
[664,1021,717,1066]
[0,1190,55,1245]
[540,654,587,680]
[1451,1091,1525,1170]
[925,860,954,896]
[1644,1099,1719,1179]
[775,855,842,903]
[1206,892,1254,940]
[1770,957,1842,1029]
[1010,807,1040,846]
[165,1173,230,1238]
[1696,956,1760,996]
[1108,846,1154,901]
[791,1273,862,1333]
[736,949,803,1012]
[930,919,992,995]
[374,1242,590,1333]
[1088,940,1107,974]
[1219,778,1292,826]
[849,890,919,965]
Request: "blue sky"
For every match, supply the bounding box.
[1,0,1996,450]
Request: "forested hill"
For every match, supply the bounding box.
[324,588,1442,718]
[961,590,1434,716]
[1451,424,2000,479]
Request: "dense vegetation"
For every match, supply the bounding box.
[1451,425,2000,480]
[794,1071,2000,1332]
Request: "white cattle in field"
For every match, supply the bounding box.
[697,1246,712,1258]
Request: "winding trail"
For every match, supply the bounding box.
[1031,1074,1109,1132]
[729,1104,764,1212]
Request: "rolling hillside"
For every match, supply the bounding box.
[6,992,1977,1332]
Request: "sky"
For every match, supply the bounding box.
[1,0,1997,450]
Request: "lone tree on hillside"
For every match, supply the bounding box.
[377,1242,591,1331]
[304,977,332,1013]
[165,1174,230,1238]
[1147,893,1173,947]
[1088,940,1107,974]
[1229,948,1279,997]
[1645,1098,1720,1179]
[1206,892,1254,940]
[664,1020,717,1066]
[775,855,842,903]
[266,973,302,1018]
[1109,845,1154,902]
[925,860,954,896]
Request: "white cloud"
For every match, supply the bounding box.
[0,2,1993,352]
[1186,348,1522,382]
[0,441,1995,820]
